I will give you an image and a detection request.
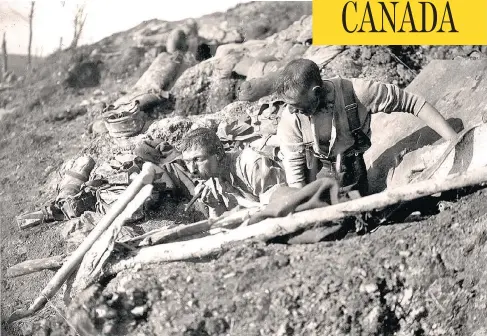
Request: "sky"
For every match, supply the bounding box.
[0,0,255,56]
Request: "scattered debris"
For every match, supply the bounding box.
[3,4,487,336]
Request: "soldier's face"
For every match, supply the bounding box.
[182,146,220,180]
[283,85,321,116]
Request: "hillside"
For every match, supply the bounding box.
[1,54,43,78]
[1,1,487,336]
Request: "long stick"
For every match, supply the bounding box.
[139,206,261,246]
[8,162,156,322]
[6,255,67,278]
[27,1,34,68]
[2,32,7,75]
[70,184,154,296]
[108,166,487,274]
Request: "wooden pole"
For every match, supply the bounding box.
[7,162,157,323]
[7,207,262,279]
[28,1,35,68]
[108,166,487,274]
[138,206,261,246]
[1,32,7,77]
[70,184,154,296]
[6,255,66,278]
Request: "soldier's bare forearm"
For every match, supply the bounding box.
[416,102,457,141]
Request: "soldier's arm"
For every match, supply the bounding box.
[277,107,308,188]
[415,102,457,140]
[249,156,287,197]
[351,78,457,141]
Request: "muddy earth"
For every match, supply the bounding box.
[1,2,487,335]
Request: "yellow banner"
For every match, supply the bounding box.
[313,0,487,45]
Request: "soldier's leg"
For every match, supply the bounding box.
[341,153,368,196]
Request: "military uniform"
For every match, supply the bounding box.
[277,76,427,195]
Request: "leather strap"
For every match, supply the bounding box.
[341,79,361,132]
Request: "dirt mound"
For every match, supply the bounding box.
[20,2,311,87]
[322,45,487,88]
[64,187,487,336]
[0,2,311,118]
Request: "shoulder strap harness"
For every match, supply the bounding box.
[341,78,371,155]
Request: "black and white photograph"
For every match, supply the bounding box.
[1,0,487,335]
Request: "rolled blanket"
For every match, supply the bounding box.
[248,178,340,225]
[55,156,97,219]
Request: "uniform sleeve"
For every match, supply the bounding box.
[351,78,426,116]
[276,106,308,185]
[248,156,286,196]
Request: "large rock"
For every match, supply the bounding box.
[226,16,315,80]
[214,40,268,59]
[366,60,487,193]
[245,59,281,80]
[198,22,243,45]
[387,123,487,188]
[266,15,311,45]
[302,45,346,67]
[170,53,244,116]
[218,14,345,93]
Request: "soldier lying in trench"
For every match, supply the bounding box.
[149,127,373,242]
[16,127,286,229]
[140,127,287,218]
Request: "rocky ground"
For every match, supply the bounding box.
[1,2,487,335]
[65,187,487,336]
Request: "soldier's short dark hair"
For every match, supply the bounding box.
[274,58,322,96]
[177,128,225,157]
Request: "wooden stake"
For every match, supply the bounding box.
[2,32,7,76]
[27,1,35,68]
[138,206,261,246]
[6,255,66,278]
[107,166,487,274]
[7,207,262,279]
[7,162,157,323]
[70,184,154,296]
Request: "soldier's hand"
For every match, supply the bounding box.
[194,178,238,210]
